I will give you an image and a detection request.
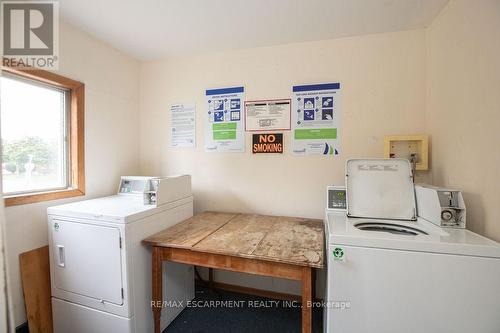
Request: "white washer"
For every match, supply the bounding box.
[48,175,195,333]
[324,159,500,333]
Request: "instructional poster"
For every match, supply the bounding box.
[205,86,245,152]
[292,83,341,156]
[170,103,196,148]
[245,99,291,131]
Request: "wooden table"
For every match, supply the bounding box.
[143,211,324,333]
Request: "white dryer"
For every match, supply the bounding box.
[48,175,195,333]
[324,159,500,333]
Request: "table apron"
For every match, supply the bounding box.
[156,246,305,281]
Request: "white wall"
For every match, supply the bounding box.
[139,29,427,294]
[140,29,427,216]
[426,0,500,241]
[4,21,141,326]
[0,192,11,333]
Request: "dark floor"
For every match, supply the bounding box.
[165,285,323,333]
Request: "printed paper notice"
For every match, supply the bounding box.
[245,99,291,131]
[170,104,195,148]
[205,86,245,153]
[292,83,341,156]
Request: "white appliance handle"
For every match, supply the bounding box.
[56,245,65,268]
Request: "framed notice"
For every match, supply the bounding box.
[245,99,291,131]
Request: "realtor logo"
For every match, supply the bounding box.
[1,1,59,69]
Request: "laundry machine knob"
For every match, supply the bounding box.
[441,210,453,221]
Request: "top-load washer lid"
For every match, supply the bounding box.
[346,159,416,220]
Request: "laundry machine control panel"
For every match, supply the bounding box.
[415,184,466,228]
[327,186,347,211]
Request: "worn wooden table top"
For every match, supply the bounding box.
[143,211,324,268]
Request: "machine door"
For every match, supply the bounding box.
[51,219,123,305]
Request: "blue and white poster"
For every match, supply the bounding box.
[205,86,245,152]
[292,83,341,156]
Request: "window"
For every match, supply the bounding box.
[0,66,84,206]
[1,74,69,193]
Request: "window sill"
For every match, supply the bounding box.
[4,188,85,207]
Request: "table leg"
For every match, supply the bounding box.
[302,266,312,333]
[152,247,163,333]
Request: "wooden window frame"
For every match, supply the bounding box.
[1,66,85,206]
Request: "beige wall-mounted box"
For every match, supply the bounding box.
[383,135,429,171]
